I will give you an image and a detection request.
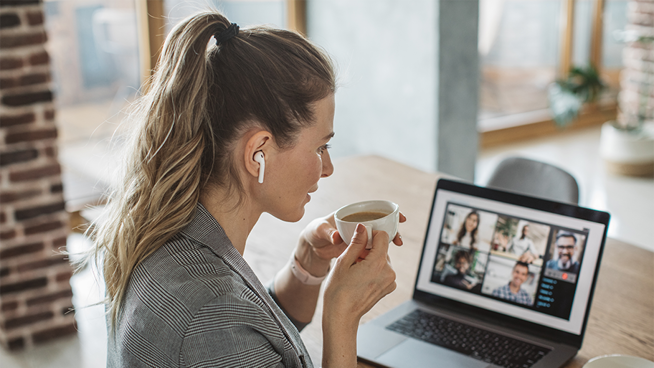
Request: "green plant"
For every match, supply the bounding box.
[495,216,518,237]
[548,65,606,127]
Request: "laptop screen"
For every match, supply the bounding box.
[415,180,609,336]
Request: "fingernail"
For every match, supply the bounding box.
[356,223,365,234]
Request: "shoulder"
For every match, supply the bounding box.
[492,284,507,294]
[135,233,254,310]
[120,233,256,337]
[519,289,533,303]
[113,234,278,366]
[182,293,289,360]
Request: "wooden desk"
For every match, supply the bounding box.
[244,155,654,367]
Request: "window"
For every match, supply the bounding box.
[163,0,287,33]
[44,0,139,144]
[478,0,627,146]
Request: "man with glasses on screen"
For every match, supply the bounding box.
[545,231,580,273]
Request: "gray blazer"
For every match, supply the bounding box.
[107,204,312,367]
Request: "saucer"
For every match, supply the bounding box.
[583,355,654,368]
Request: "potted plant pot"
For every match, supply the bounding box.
[600,120,654,177]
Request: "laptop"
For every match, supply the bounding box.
[357,178,610,368]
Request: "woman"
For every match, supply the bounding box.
[452,211,479,251]
[507,224,539,263]
[84,11,403,368]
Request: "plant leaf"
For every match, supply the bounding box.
[548,83,582,127]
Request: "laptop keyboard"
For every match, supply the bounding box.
[386,309,551,368]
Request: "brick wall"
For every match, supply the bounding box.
[0,0,75,350]
[618,0,654,129]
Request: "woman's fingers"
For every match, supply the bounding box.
[324,226,398,321]
[392,232,403,246]
[303,216,348,261]
[312,219,338,245]
[367,230,390,260]
[340,224,370,265]
[331,229,344,245]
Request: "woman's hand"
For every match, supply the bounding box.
[295,212,407,276]
[295,214,347,278]
[297,214,347,264]
[324,225,397,321]
[321,224,398,367]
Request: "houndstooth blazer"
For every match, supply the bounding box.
[106,203,312,368]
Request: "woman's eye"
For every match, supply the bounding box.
[318,144,331,155]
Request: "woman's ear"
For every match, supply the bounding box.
[243,130,272,183]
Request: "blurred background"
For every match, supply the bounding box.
[0,0,651,366]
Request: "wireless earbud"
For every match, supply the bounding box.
[254,151,265,184]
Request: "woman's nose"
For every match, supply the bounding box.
[321,150,334,178]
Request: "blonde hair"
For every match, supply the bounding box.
[82,10,335,329]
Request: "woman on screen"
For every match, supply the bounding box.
[507,224,539,263]
[452,210,479,251]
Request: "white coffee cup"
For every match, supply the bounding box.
[583,355,654,368]
[334,200,400,249]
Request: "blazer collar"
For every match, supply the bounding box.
[180,203,309,366]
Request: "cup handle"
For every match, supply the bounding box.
[364,223,373,250]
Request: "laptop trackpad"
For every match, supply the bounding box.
[376,339,490,368]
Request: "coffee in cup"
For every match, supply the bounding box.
[335,200,400,249]
[341,211,389,222]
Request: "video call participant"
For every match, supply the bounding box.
[443,250,475,290]
[507,224,540,264]
[491,261,533,305]
[452,211,479,251]
[546,231,580,273]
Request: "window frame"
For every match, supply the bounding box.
[137,0,305,84]
[140,0,619,148]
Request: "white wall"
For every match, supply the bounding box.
[308,0,439,173]
[308,0,479,180]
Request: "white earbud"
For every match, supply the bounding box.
[254,151,265,184]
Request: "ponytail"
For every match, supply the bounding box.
[85,12,229,327]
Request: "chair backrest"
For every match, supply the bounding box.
[485,157,579,204]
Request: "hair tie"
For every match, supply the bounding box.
[214,23,239,45]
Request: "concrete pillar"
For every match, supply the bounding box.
[436,0,480,181]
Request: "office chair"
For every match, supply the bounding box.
[485,156,579,205]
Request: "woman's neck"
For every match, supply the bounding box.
[199,187,261,255]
